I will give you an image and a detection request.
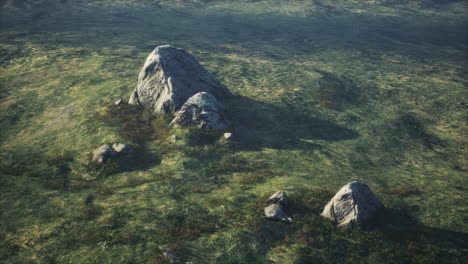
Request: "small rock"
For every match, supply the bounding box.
[264,204,292,223]
[321,181,384,230]
[115,98,123,106]
[97,241,109,250]
[92,145,118,164]
[112,143,133,155]
[267,191,289,207]
[170,92,231,130]
[224,132,233,140]
[171,135,181,141]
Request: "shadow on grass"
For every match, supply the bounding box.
[226,95,359,151]
[117,142,162,173]
[94,104,169,174]
[375,207,468,252]
[175,95,359,189]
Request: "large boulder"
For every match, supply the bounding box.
[321,181,384,230]
[128,45,232,113]
[169,92,231,130]
[92,145,118,165]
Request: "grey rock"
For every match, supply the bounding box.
[321,181,384,230]
[128,45,232,113]
[92,145,118,164]
[112,143,133,155]
[264,204,292,223]
[170,92,231,130]
[115,99,123,106]
[267,191,289,207]
[223,132,233,140]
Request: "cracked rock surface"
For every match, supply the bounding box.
[264,204,292,223]
[321,181,384,230]
[170,92,231,130]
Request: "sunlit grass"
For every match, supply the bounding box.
[0,0,467,263]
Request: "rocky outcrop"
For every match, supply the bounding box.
[92,145,118,165]
[264,191,292,223]
[169,92,231,130]
[92,143,133,165]
[321,181,384,230]
[128,45,232,113]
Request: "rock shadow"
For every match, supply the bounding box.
[117,142,161,173]
[94,104,166,174]
[374,207,468,253]
[225,96,359,151]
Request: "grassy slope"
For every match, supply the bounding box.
[0,0,467,263]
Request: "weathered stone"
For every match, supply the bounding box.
[115,99,123,106]
[264,204,292,223]
[170,92,231,130]
[267,191,289,207]
[92,144,118,164]
[223,132,233,140]
[321,181,384,230]
[128,45,232,113]
[112,143,133,154]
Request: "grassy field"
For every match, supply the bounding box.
[0,0,467,263]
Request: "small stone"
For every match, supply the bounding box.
[267,191,289,207]
[264,204,292,223]
[112,143,133,154]
[171,135,181,141]
[92,145,118,164]
[224,132,233,140]
[115,99,123,106]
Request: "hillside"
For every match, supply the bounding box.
[0,0,467,263]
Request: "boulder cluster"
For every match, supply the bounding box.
[128,45,232,129]
[265,182,384,230]
[92,143,133,165]
[92,45,386,232]
[93,45,232,164]
[87,44,388,263]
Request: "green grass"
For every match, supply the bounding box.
[0,0,467,263]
